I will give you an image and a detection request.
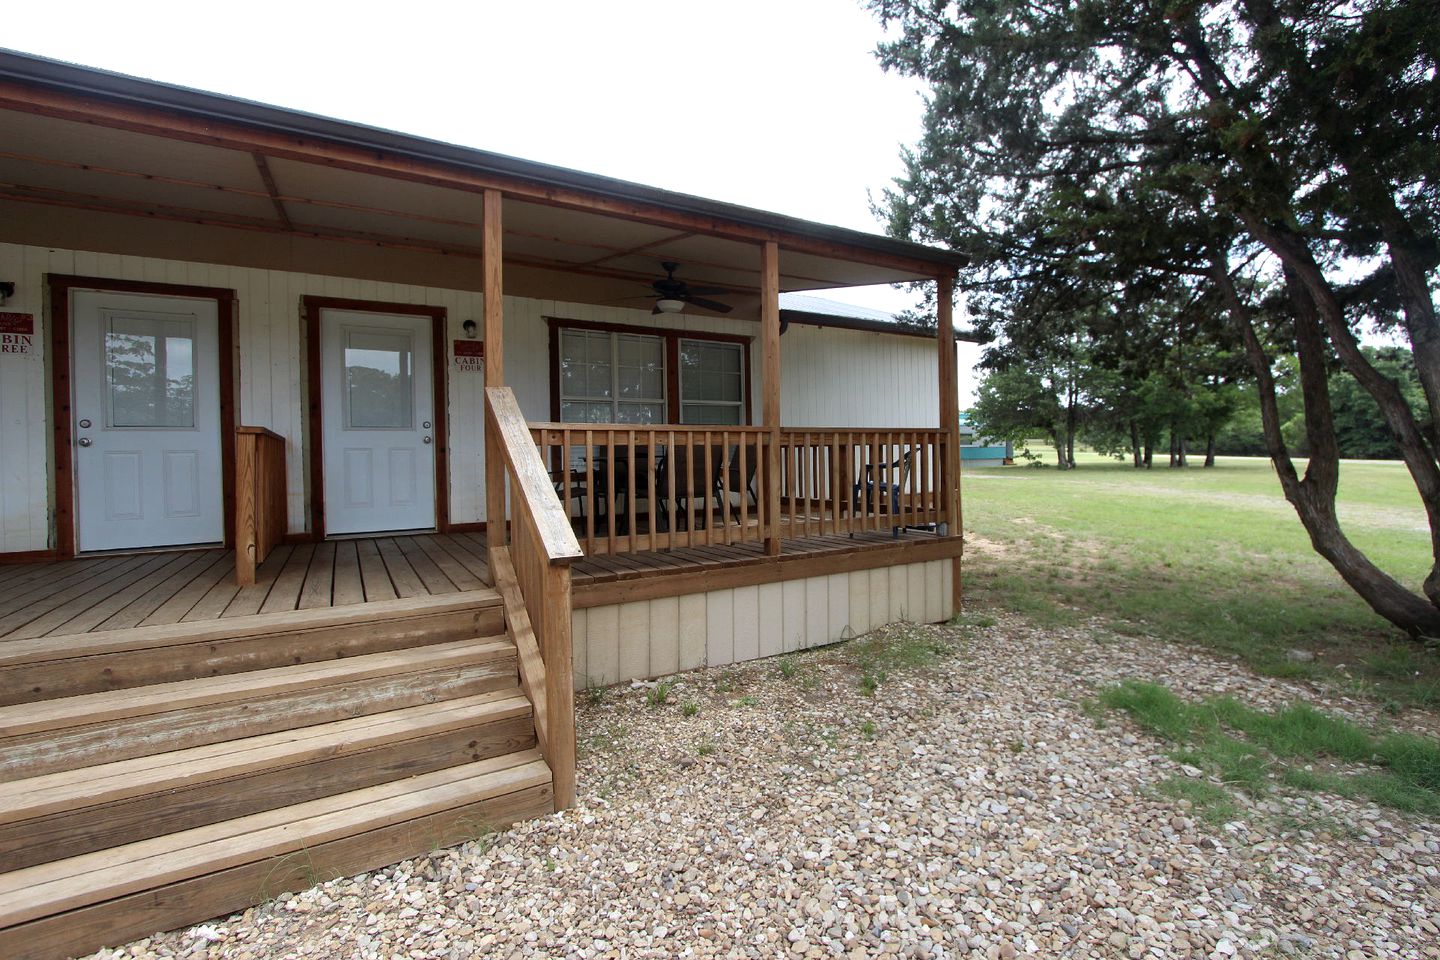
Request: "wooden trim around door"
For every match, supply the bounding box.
[47,274,239,559]
[302,296,450,540]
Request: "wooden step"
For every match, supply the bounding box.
[0,590,504,706]
[0,636,518,779]
[0,750,552,960]
[0,690,535,870]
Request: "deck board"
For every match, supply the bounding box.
[0,530,950,640]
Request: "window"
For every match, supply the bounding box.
[343,328,414,429]
[553,321,751,426]
[105,312,197,428]
[679,339,745,425]
[558,329,666,424]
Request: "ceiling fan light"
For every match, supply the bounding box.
[655,298,686,314]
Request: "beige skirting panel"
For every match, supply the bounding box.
[571,559,953,689]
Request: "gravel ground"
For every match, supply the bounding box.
[93,612,1439,960]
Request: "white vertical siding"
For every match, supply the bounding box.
[572,559,953,689]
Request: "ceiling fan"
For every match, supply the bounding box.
[643,261,733,315]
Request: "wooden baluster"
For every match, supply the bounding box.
[584,429,595,555]
[703,432,715,546]
[871,433,882,533]
[668,428,679,546]
[685,431,696,545]
[736,433,748,543]
[561,428,572,532]
[753,433,766,543]
[720,431,732,544]
[605,430,616,556]
[627,429,637,554]
[646,428,657,550]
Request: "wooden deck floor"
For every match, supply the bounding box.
[0,533,493,640]
[0,528,954,640]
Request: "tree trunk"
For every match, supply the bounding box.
[1143,440,1153,469]
[1177,434,1188,468]
[1169,430,1179,467]
[1065,383,1078,468]
[1130,420,1142,468]
[1213,256,1440,639]
[1204,432,1216,468]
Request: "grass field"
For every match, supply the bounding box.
[962,445,1440,708]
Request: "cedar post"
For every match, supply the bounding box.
[937,273,963,613]
[483,189,506,561]
[761,240,782,556]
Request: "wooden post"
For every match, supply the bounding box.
[760,240,782,556]
[937,273,963,614]
[483,189,506,561]
[543,561,576,809]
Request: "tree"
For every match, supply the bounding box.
[870,0,1440,638]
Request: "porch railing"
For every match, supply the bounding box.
[486,389,583,810]
[234,426,287,586]
[527,423,951,556]
[777,429,950,537]
[528,424,773,556]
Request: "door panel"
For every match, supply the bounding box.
[321,310,436,535]
[73,291,224,552]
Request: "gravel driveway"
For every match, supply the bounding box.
[93,613,1439,960]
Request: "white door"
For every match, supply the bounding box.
[72,290,224,552]
[320,309,436,535]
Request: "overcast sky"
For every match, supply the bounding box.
[6,0,984,401]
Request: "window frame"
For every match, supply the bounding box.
[547,316,753,426]
[556,327,669,424]
[677,337,746,426]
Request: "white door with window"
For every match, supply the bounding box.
[320,309,436,535]
[72,290,224,552]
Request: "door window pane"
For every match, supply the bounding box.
[679,339,745,425]
[106,313,196,428]
[345,329,414,429]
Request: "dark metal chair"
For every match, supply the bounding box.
[853,449,913,538]
[656,442,721,530]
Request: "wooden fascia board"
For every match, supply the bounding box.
[0,81,953,279]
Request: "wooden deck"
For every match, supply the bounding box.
[0,528,956,640]
[0,533,494,640]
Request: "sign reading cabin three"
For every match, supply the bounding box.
[71,290,224,552]
[320,309,436,535]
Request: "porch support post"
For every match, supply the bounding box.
[937,272,963,613]
[483,189,507,560]
[761,240,782,556]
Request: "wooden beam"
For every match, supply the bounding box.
[936,273,963,614]
[483,190,507,559]
[0,83,951,278]
[761,241,782,556]
[251,153,292,230]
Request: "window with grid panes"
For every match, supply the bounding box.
[557,329,666,424]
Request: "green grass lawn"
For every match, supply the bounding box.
[963,445,1439,707]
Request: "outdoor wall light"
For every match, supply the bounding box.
[462,319,478,338]
[0,282,13,306]
[655,298,685,314]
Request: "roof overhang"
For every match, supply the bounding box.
[0,49,965,313]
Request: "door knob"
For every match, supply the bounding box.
[78,437,92,447]
[423,436,433,444]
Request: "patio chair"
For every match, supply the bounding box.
[852,449,913,539]
[716,443,759,525]
[656,442,721,530]
[589,444,661,535]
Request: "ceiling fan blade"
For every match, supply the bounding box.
[686,296,733,313]
[683,285,731,296]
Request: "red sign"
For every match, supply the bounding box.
[0,312,33,335]
[454,339,484,372]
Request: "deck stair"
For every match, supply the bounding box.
[0,589,553,960]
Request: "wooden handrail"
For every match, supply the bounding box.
[235,427,287,586]
[487,391,583,565]
[485,386,580,810]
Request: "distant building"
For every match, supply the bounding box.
[959,412,1012,467]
